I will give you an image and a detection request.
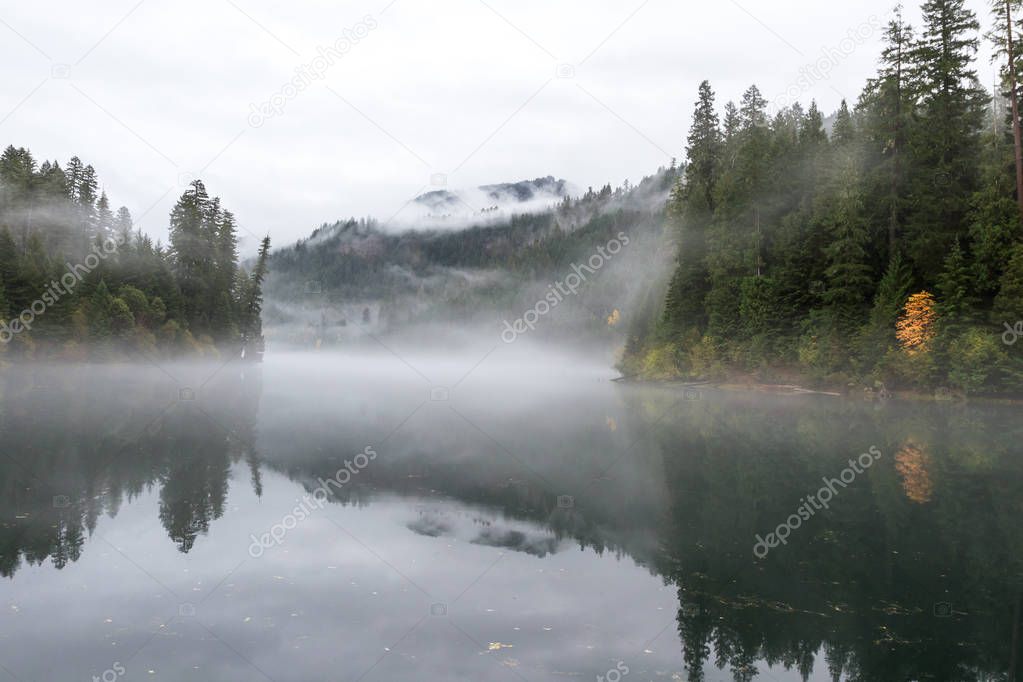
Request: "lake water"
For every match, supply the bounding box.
[0,349,1020,681]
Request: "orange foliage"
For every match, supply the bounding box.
[895,442,933,504]
[896,291,937,355]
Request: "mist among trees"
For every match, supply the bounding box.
[622,0,1023,395]
[0,148,270,359]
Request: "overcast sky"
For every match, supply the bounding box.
[0,0,996,252]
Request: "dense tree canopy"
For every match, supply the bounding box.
[0,147,269,359]
[623,0,1023,394]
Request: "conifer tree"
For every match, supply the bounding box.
[115,207,133,245]
[987,0,1023,222]
[967,135,1021,296]
[936,236,979,327]
[684,81,722,215]
[863,6,914,254]
[993,242,1023,322]
[722,101,740,141]
[739,86,767,130]
[831,100,856,145]
[215,210,239,291]
[0,150,267,358]
[662,81,722,336]
[89,279,114,340]
[869,252,915,339]
[168,181,215,330]
[96,192,114,239]
[800,101,829,149]
[906,0,989,279]
[241,236,272,344]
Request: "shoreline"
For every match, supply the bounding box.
[613,375,1023,406]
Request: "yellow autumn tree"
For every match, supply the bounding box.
[896,291,937,355]
[895,441,933,504]
[606,309,621,327]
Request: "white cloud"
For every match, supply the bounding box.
[0,0,995,252]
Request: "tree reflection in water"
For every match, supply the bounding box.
[0,366,1020,680]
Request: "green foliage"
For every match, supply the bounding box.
[946,327,1007,393]
[871,253,914,334]
[109,298,135,338]
[993,243,1023,323]
[738,276,777,340]
[797,311,848,377]
[935,236,979,329]
[861,252,915,359]
[117,285,151,325]
[904,0,989,281]
[0,146,269,359]
[683,81,722,216]
[967,135,1021,294]
[640,344,682,380]
[626,0,1023,394]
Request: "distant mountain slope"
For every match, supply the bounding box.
[263,169,677,346]
[413,176,570,216]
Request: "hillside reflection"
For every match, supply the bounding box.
[0,359,1020,680]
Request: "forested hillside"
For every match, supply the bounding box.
[264,171,675,344]
[0,146,270,360]
[622,0,1023,395]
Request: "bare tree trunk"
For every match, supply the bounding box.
[890,35,902,256]
[1007,0,1023,223]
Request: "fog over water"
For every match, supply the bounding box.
[0,350,1020,680]
[3,0,1022,678]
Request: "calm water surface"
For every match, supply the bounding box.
[0,350,1021,681]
